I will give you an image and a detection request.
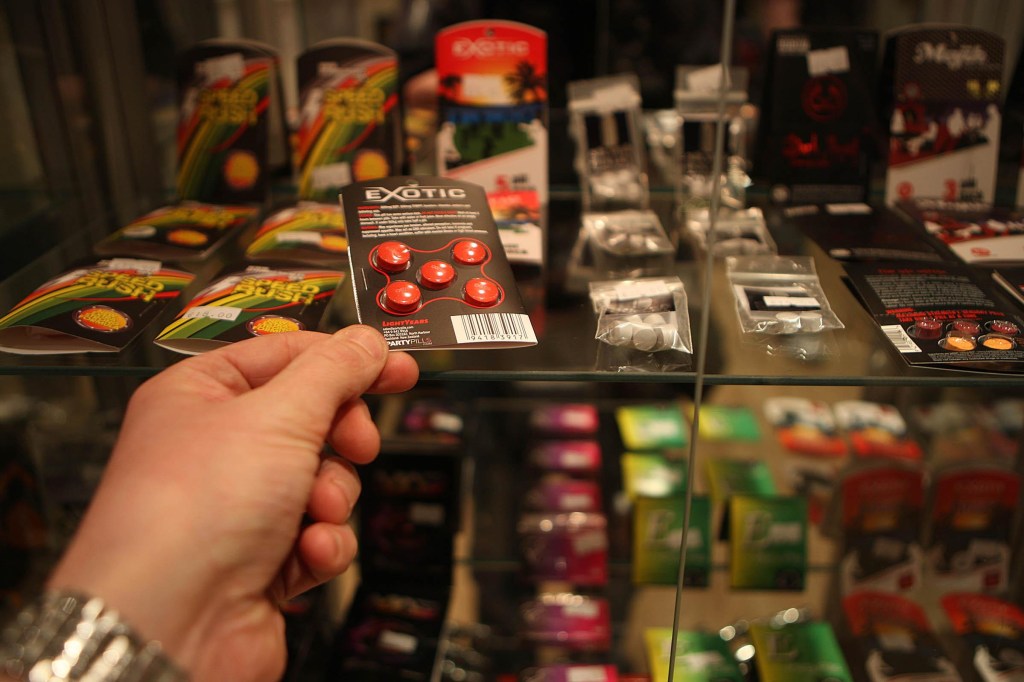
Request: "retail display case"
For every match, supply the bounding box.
[0,2,1023,681]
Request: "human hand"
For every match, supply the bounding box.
[45,326,419,681]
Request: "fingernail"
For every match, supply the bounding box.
[340,325,386,360]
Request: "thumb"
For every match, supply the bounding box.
[250,325,389,428]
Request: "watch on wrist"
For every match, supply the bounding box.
[0,591,188,681]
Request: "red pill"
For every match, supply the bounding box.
[452,239,489,265]
[951,319,981,336]
[912,317,941,339]
[419,260,455,289]
[374,241,411,272]
[464,277,500,307]
[990,320,1020,336]
[383,281,421,313]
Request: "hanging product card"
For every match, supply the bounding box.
[154,265,343,354]
[729,495,807,590]
[295,39,401,202]
[837,464,924,594]
[435,20,548,265]
[615,404,689,450]
[897,199,1024,266]
[844,592,961,682]
[520,594,611,652]
[883,26,1004,204]
[176,40,279,204]
[767,204,948,263]
[95,203,259,262]
[243,202,347,264]
[632,496,710,587]
[518,512,608,586]
[0,260,193,354]
[621,452,686,500]
[844,262,1024,372]
[926,465,1019,593]
[643,628,744,682]
[941,593,1024,682]
[763,397,847,457]
[749,620,852,682]
[757,29,879,204]
[833,400,923,461]
[341,176,537,350]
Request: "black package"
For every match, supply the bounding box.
[358,452,462,582]
[757,29,879,204]
[767,203,949,263]
[329,582,449,681]
[844,261,1024,372]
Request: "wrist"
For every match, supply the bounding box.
[0,590,189,681]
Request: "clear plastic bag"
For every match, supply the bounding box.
[685,207,777,257]
[727,255,844,334]
[568,210,676,283]
[589,277,693,371]
[568,74,649,213]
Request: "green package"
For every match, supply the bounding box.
[706,457,777,504]
[622,452,687,500]
[695,405,762,441]
[749,620,852,682]
[644,628,744,682]
[616,404,689,450]
[729,495,807,590]
[632,496,710,587]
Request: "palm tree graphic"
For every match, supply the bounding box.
[504,61,545,104]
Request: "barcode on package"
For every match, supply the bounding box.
[881,325,921,354]
[452,313,537,344]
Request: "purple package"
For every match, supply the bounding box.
[518,512,608,586]
[529,440,602,475]
[529,404,600,436]
[520,594,611,651]
[524,477,603,513]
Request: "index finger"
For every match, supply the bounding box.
[160,329,418,398]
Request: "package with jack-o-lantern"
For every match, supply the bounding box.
[756,28,879,205]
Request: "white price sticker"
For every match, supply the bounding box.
[571,530,608,555]
[614,280,670,301]
[106,258,162,274]
[807,46,850,76]
[563,601,600,619]
[763,295,820,309]
[825,202,871,215]
[278,231,323,245]
[183,306,242,322]
[567,667,609,682]
[409,503,445,526]
[378,630,418,654]
[462,73,509,103]
[311,162,352,190]
[686,64,727,93]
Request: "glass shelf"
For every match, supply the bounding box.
[0,191,1022,388]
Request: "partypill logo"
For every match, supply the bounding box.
[451,37,529,59]
[913,41,987,70]
[362,185,467,202]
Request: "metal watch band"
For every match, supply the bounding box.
[0,591,188,682]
